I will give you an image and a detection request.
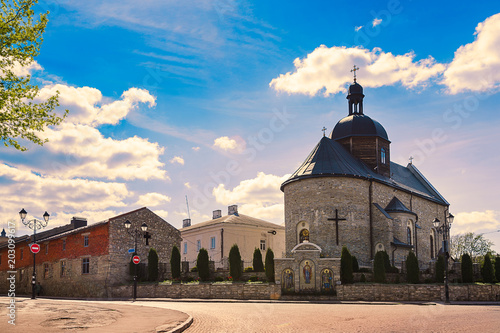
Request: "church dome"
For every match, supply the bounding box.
[330,114,389,141]
[348,82,363,95]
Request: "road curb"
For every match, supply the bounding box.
[163,315,193,333]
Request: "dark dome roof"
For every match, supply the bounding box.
[330,114,389,141]
[348,82,363,94]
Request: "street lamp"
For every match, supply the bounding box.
[124,220,148,301]
[433,212,454,304]
[19,208,50,299]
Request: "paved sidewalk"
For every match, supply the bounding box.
[0,297,191,332]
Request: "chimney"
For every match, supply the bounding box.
[213,210,222,219]
[182,218,191,228]
[71,217,87,229]
[228,205,238,216]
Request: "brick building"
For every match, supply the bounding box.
[0,207,180,297]
[275,78,450,293]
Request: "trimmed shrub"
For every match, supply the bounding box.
[435,255,445,283]
[481,253,494,283]
[265,248,275,282]
[148,248,159,281]
[382,251,391,273]
[340,246,353,284]
[190,266,198,272]
[229,244,242,281]
[495,255,500,283]
[253,248,265,272]
[461,253,473,283]
[352,256,360,273]
[170,245,181,280]
[406,251,420,284]
[360,274,366,283]
[244,267,254,272]
[373,251,386,283]
[197,248,210,281]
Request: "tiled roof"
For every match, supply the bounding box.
[180,213,284,232]
[385,197,416,216]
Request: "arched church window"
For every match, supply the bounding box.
[299,229,310,243]
[381,148,387,164]
[430,234,434,259]
[375,243,385,253]
[407,220,413,246]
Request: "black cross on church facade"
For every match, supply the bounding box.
[327,209,347,245]
[144,232,151,246]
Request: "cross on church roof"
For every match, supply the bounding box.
[351,65,359,82]
[409,156,414,164]
[322,127,327,137]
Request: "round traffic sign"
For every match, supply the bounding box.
[132,255,140,264]
[30,243,40,254]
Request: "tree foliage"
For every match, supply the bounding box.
[170,245,181,279]
[406,251,420,284]
[252,248,264,272]
[340,246,353,284]
[435,255,445,283]
[1,0,67,150]
[265,248,275,282]
[481,253,494,283]
[495,255,500,283]
[197,248,210,281]
[351,255,359,273]
[147,248,159,281]
[461,253,473,283]
[450,232,494,262]
[373,251,386,283]
[229,244,242,281]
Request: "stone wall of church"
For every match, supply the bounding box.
[283,176,448,266]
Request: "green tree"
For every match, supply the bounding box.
[461,253,473,283]
[450,232,494,262]
[170,245,181,279]
[406,251,420,284]
[197,248,210,281]
[1,0,67,150]
[265,248,275,282]
[340,246,353,284]
[351,255,359,273]
[373,251,386,283]
[435,255,445,283]
[382,251,391,273]
[147,248,159,281]
[229,244,242,281]
[495,255,500,283]
[481,253,494,283]
[252,248,264,272]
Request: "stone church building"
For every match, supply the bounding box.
[275,77,450,293]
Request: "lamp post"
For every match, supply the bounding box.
[124,220,147,301]
[433,212,454,304]
[19,208,50,299]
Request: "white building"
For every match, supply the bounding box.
[180,205,285,270]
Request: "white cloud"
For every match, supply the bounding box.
[184,182,191,189]
[153,209,169,220]
[9,60,43,77]
[192,146,201,151]
[452,210,500,234]
[372,18,382,27]
[355,26,363,32]
[213,136,246,152]
[443,13,500,94]
[270,45,445,96]
[170,156,185,165]
[136,193,171,206]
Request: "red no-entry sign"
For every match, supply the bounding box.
[132,255,140,264]
[30,243,40,254]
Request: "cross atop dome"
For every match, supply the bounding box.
[350,65,359,82]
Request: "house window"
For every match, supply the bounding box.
[82,258,90,274]
[260,239,266,251]
[45,243,49,254]
[84,235,89,247]
[20,249,23,260]
[381,148,387,164]
[61,260,67,277]
[44,263,49,279]
[210,237,216,249]
[183,242,187,254]
[62,239,66,251]
[20,269,24,281]
[197,240,201,252]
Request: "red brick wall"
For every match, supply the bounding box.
[0,222,109,271]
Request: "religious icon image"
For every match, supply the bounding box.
[282,269,294,292]
[303,261,312,284]
[322,269,333,291]
[299,228,309,243]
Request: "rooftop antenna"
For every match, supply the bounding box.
[185,195,191,220]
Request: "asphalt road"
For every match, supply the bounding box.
[130,300,500,333]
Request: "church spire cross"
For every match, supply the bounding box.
[409,156,414,164]
[351,65,359,82]
[327,209,347,245]
[322,127,327,137]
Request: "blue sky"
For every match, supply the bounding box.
[2,0,500,252]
